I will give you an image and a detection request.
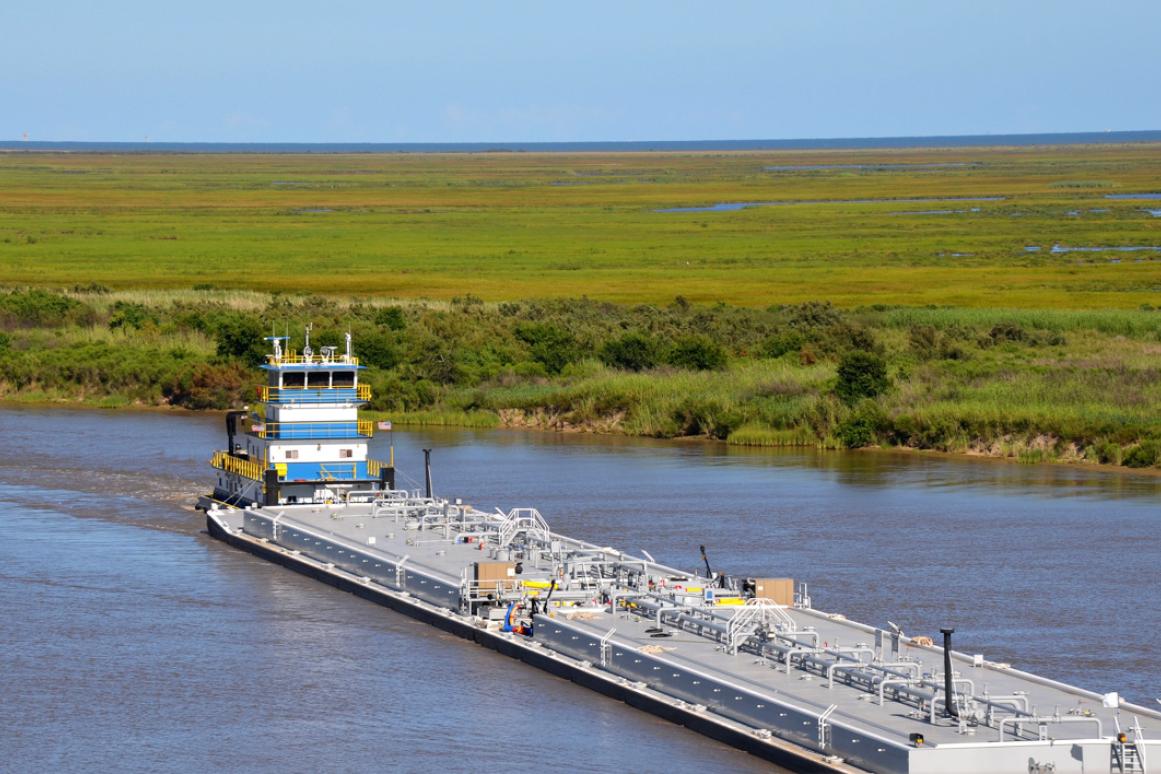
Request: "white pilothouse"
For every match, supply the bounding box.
[210,328,393,508]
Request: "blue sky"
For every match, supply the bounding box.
[2,1,1157,143]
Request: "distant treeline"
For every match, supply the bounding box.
[2,287,1160,469]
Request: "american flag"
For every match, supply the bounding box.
[377,421,393,431]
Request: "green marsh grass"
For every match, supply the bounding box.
[2,146,1161,469]
[2,144,1161,308]
[364,409,500,429]
[726,424,816,447]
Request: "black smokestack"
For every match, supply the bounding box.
[940,627,958,718]
[423,449,433,499]
[699,544,713,578]
[225,410,245,455]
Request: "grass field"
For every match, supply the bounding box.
[1,145,1160,469]
[1,145,1160,308]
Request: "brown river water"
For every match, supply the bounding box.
[1,407,1158,772]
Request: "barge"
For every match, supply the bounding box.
[201,332,1159,772]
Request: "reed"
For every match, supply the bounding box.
[2,145,1161,469]
[3,144,1161,308]
[726,424,816,447]
[364,409,501,429]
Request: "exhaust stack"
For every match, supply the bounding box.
[225,410,246,456]
[940,627,958,718]
[423,449,433,499]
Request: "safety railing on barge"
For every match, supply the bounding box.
[210,451,264,481]
[274,460,390,481]
[257,384,371,403]
[253,420,374,440]
[265,353,360,366]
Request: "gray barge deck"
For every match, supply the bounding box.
[204,493,1160,773]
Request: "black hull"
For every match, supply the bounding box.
[206,513,848,773]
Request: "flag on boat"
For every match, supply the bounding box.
[378,421,393,431]
[251,423,265,433]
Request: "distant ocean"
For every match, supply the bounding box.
[1,130,1160,154]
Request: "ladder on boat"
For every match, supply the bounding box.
[1113,741,1145,774]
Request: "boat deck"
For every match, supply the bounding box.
[207,499,1160,774]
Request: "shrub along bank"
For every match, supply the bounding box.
[2,287,1160,469]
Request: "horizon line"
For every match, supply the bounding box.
[2,129,1160,154]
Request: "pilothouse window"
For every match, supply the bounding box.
[281,372,305,388]
[332,371,355,387]
[307,372,330,388]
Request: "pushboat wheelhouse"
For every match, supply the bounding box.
[210,329,394,506]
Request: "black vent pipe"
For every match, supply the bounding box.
[940,627,958,718]
[423,449,433,499]
[225,410,246,456]
[263,468,280,506]
[699,545,713,579]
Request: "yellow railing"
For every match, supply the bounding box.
[254,420,373,439]
[256,383,371,401]
[211,451,265,481]
[317,463,358,481]
[265,352,360,366]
